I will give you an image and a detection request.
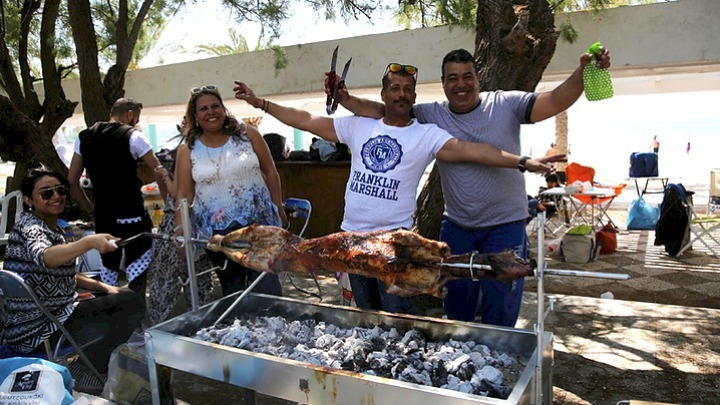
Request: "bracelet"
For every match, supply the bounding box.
[262,99,270,112]
[518,156,531,173]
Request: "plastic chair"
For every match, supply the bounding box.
[282,198,323,301]
[0,190,23,247]
[566,162,626,229]
[0,270,106,389]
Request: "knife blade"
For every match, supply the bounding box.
[326,46,339,115]
[330,58,352,114]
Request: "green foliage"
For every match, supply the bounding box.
[195,28,251,56]
[558,20,578,44]
[271,45,288,72]
[550,0,660,12]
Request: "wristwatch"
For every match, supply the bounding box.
[518,156,531,172]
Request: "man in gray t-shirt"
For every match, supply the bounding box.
[335,47,610,327]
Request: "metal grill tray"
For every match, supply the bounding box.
[146,293,553,404]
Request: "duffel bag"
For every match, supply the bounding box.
[629,152,659,177]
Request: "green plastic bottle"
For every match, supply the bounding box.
[583,42,613,101]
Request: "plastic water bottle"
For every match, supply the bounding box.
[583,42,613,101]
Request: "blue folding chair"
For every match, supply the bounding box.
[283,198,323,300]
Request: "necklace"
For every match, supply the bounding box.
[205,138,227,180]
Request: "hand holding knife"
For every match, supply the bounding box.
[326,45,352,115]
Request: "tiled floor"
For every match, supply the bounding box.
[525,210,720,309]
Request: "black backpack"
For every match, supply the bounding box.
[654,183,692,256]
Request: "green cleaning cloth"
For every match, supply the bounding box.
[583,42,613,101]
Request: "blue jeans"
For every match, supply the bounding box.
[441,218,527,327]
[348,274,417,315]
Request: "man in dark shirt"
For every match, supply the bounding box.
[68,98,167,294]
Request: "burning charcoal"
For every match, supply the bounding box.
[400,329,426,348]
[194,315,523,400]
[475,365,503,386]
[390,359,408,379]
[370,335,387,351]
[218,325,253,349]
[496,352,516,367]
[445,353,470,373]
[386,328,401,340]
[430,360,449,387]
[340,359,357,371]
[442,374,463,391]
[454,362,475,382]
[314,334,337,349]
[472,378,509,399]
[398,365,432,386]
[468,352,486,369]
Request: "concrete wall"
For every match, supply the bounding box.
[57,0,720,123]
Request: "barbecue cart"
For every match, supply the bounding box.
[142,204,627,404]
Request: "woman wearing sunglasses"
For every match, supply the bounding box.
[2,165,144,373]
[175,85,288,297]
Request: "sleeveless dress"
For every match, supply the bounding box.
[190,133,282,296]
[191,134,281,240]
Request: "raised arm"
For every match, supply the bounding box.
[233,81,339,143]
[437,138,564,174]
[325,73,385,119]
[245,124,288,226]
[530,46,610,123]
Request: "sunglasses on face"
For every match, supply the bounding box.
[38,185,68,200]
[383,63,418,80]
[191,85,218,94]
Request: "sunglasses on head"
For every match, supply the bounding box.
[191,85,218,94]
[38,185,68,200]
[383,63,418,80]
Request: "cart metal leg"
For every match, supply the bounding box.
[530,211,630,404]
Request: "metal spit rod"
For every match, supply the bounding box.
[212,272,268,327]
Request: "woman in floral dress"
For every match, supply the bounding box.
[174,85,287,296]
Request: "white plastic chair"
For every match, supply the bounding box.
[0,190,23,247]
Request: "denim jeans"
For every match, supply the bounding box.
[441,218,527,327]
[348,274,417,315]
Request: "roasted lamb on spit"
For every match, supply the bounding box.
[206,225,534,298]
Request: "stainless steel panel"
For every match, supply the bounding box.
[147,293,553,404]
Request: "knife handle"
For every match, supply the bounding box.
[330,80,345,113]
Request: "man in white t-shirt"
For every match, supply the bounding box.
[233,65,560,314]
[68,98,167,295]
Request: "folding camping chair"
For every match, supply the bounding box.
[282,198,323,300]
[676,199,720,257]
[0,270,107,391]
[566,162,626,229]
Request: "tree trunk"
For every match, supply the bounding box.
[555,110,568,181]
[413,0,559,240]
[67,0,109,125]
